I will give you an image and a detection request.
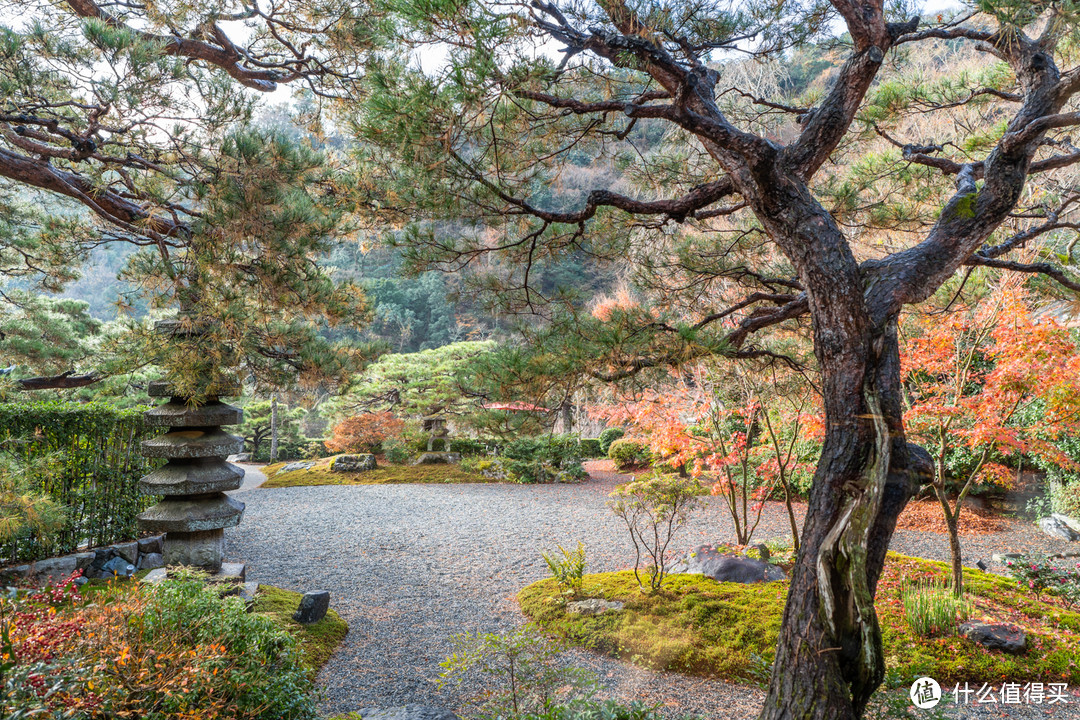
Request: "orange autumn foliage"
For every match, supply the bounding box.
[325,411,406,453]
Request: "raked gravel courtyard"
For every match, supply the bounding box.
[226,462,1080,720]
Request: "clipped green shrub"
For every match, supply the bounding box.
[501,435,586,483]
[301,440,334,460]
[383,441,412,464]
[252,438,310,463]
[579,438,602,458]
[598,427,625,455]
[449,438,488,456]
[608,438,650,470]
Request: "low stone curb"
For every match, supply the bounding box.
[0,534,168,584]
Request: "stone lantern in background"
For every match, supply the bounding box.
[136,318,247,581]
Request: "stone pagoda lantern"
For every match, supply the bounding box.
[136,318,247,580]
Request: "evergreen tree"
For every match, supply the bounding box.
[0,0,382,396]
[349,2,1080,716]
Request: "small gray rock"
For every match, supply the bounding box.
[281,461,316,473]
[73,552,95,571]
[671,545,786,584]
[1039,516,1080,541]
[236,581,260,606]
[101,556,136,579]
[566,598,624,615]
[960,622,1026,654]
[137,535,164,555]
[330,454,377,472]
[137,552,164,570]
[356,706,460,720]
[992,552,1024,565]
[293,590,330,623]
[112,541,139,565]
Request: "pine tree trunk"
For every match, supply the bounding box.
[269,394,279,463]
[760,322,932,719]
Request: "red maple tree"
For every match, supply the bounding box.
[902,282,1080,594]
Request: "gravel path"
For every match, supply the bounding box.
[230,463,268,493]
[226,462,1080,720]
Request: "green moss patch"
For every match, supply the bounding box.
[262,454,491,487]
[519,553,1080,686]
[76,580,347,674]
[253,585,349,673]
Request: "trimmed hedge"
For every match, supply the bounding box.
[608,438,651,470]
[599,427,625,455]
[449,438,489,456]
[500,434,587,483]
[0,400,159,563]
[579,438,602,458]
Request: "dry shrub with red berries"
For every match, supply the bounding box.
[2,570,316,719]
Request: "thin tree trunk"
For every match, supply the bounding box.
[269,394,280,463]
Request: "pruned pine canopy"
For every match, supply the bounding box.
[0,0,382,396]
[354,0,1080,384]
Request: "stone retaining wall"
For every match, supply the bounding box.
[0,534,167,585]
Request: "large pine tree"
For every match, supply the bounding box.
[348,1,1080,717]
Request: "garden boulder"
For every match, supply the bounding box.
[1051,514,1080,537]
[330,454,376,473]
[959,622,1026,654]
[31,555,78,584]
[293,590,330,623]
[137,534,164,555]
[1039,516,1080,541]
[670,545,786,584]
[113,541,139,565]
[0,564,31,583]
[281,461,316,473]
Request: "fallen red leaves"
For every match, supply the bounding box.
[896,499,1008,535]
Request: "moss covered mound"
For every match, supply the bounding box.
[519,553,1080,686]
[262,454,491,487]
[79,579,347,674]
[253,585,349,673]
